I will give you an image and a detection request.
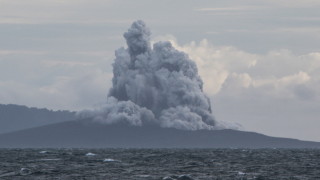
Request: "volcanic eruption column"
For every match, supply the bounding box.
[84,20,227,130]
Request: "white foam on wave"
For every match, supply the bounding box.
[85,152,96,156]
[20,168,32,176]
[103,158,120,162]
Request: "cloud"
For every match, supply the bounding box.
[0,48,112,110]
[0,50,47,55]
[195,6,260,12]
[172,36,318,140]
[165,38,319,98]
[1,30,319,113]
[0,0,131,24]
[170,40,320,140]
[216,27,320,36]
[79,21,241,130]
[0,70,111,111]
[154,38,257,95]
[266,0,320,7]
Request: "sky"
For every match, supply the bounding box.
[1,0,320,141]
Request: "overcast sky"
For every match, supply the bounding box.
[1,0,320,141]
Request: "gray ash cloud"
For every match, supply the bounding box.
[80,20,233,130]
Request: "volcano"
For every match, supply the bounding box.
[0,119,319,148]
[1,21,319,149]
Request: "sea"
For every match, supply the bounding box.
[0,149,319,180]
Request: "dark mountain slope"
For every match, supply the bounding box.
[0,119,319,148]
[0,104,76,134]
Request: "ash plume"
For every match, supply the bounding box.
[81,20,230,130]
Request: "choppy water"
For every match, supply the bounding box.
[0,149,319,180]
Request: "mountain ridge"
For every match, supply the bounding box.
[0,104,76,134]
[0,119,319,148]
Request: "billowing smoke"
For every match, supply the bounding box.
[80,20,230,130]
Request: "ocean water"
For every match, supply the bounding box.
[0,149,319,180]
